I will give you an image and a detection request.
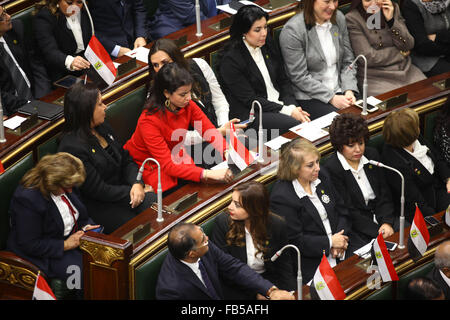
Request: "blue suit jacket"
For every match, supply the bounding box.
[149,0,231,39]
[156,241,273,300]
[89,0,149,54]
[7,185,92,279]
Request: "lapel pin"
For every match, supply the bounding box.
[321,194,330,204]
[92,148,96,153]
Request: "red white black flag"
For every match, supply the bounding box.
[228,122,254,171]
[408,205,430,261]
[32,273,56,300]
[310,253,346,300]
[84,35,117,86]
[371,233,399,282]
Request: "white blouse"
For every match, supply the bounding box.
[64,12,85,71]
[245,227,265,274]
[50,193,79,237]
[404,140,434,175]
[315,21,340,93]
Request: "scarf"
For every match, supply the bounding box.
[420,0,450,14]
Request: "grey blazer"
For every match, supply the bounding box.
[279,10,358,103]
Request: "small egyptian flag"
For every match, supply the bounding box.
[370,233,399,282]
[228,122,255,171]
[32,272,56,300]
[84,35,117,86]
[408,205,430,261]
[310,253,346,300]
[0,160,4,174]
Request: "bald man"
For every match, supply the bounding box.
[156,222,294,300]
[428,240,450,299]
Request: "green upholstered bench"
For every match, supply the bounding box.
[423,110,440,146]
[106,86,147,144]
[365,283,393,300]
[37,132,62,161]
[367,132,384,153]
[11,6,34,41]
[397,261,435,300]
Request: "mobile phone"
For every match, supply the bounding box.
[355,100,379,113]
[385,241,398,251]
[239,118,252,125]
[424,216,440,227]
[84,226,104,233]
[53,75,83,89]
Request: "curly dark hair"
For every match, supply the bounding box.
[329,113,370,152]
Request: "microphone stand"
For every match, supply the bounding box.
[349,54,368,116]
[0,92,6,143]
[137,158,163,223]
[369,160,405,249]
[271,244,302,300]
[195,0,203,37]
[251,100,264,163]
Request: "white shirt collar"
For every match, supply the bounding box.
[292,178,321,199]
[315,21,332,30]
[439,269,450,288]
[243,38,261,56]
[337,151,369,173]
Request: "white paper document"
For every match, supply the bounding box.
[289,111,339,142]
[217,0,271,15]
[3,115,27,130]
[353,239,375,259]
[367,96,383,106]
[125,46,150,64]
[264,135,291,151]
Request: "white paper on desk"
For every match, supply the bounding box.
[113,62,120,69]
[3,115,27,130]
[125,46,150,64]
[292,126,328,141]
[354,239,375,258]
[367,96,383,106]
[264,135,291,150]
[217,0,271,15]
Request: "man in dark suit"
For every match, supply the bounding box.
[428,240,450,299]
[0,6,34,117]
[156,222,294,300]
[89,0,149,58]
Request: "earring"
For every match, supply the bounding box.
[165,98,171,109]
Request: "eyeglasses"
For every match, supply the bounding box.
[0,7,8,22]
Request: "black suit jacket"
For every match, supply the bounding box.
[156,241,273,300]
[89,0,149,54]
[210,212,296,298]
[324,147,396,241]
[381,137,450,222]
[0,20,34,116]
[269,169,364,283]
[33,7,92,83]
[218,36,297,122]
[7,185,92,279]
[427,266,450,300]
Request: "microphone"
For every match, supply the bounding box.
[137,158,163,223]
[368,160,405,249]
[271,244,302,300]
[195,0,203,37]
[348,54,368,116]
[81,0,95,36]
[0,91,6,143]
[250,100,264,163]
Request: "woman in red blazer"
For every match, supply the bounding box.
[124,63,233,194]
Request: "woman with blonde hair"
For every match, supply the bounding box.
[7,152,99,299]
[381,108,450,223]
[210,181,295,299]
[270,139,365,283]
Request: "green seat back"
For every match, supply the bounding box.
[11,7,35,41]
[367,133,384,153]
[37,133,61,161]
[423,110,440,145]
[135,248,168,300]
[106,86,146,144]
[365,283,393,300]
[0,153,34,250]
[338,4,352,15]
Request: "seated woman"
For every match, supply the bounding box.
[217,5,310,140]
[148,0,231,39]
[124,62,234,195]
[58,82,155,234]
[381,108,450,223]
[148,38,246,162]
[7,152,99,299]
[345,0,426,97]
[32,0,91,96]
[434,99,450,166]
[401,0,450,77]
[210,181,296,299]
[279,0,359,119]
[269,139,365,284]
[324,113,396,243]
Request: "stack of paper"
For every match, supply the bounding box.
[289,111,339,142]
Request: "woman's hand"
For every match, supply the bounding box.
[118,46,131,57]
[331,247,345,259]
[217,118,247,136]
[344,90,356,104]
[330,94,352,109]
[291,107,311,123]
[202,168,234,183]
[129,183,146,208]
[63,230,84,251]
[134,37,147,49]
[378,223,394,238]
[144,184,154,193]
[70,56,90,71]
[381,0,394,21]
[82,224,101,232]
[428,34,436,42]
[331,230,349,249]
[446,178,450,193]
